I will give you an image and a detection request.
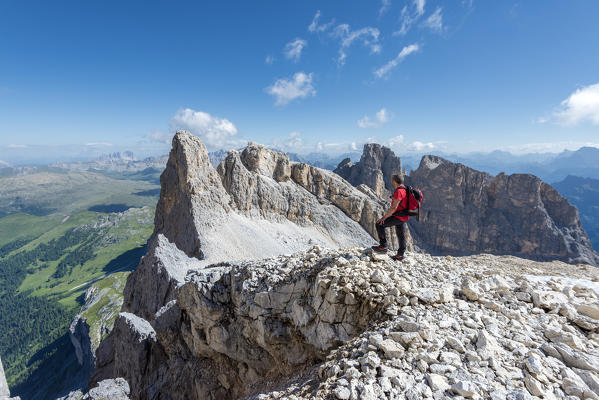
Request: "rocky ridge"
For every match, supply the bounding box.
[120,131,405,322]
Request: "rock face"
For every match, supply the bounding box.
[0,357,19,400]
[69,272,129,383]
[334,144,404,197]
[408,155,599,266]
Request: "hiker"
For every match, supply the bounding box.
[372,174,409,260]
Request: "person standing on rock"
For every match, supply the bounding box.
[372,174,408,260]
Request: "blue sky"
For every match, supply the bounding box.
[1,0,598,163]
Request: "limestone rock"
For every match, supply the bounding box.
[0,357,10,399]
[407,155,599,265]
[83,378,130,400]
[334,144,403,197]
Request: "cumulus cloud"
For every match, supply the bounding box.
[333,24,381,65]
[374,44,419,78]
[271,131,307,152]
[379,0,391,17]
[147,131,172,144]
[394,0,426,36]
[358,108,390,128]
[284,38,307,62]
[308,10,335,33]
[422,7,444,33]
[169,108,239,149]
[383,135,437,152]
[550,82,599,125]
[265,55,275,64]
[285,131,303,148]
[265,72,316,106]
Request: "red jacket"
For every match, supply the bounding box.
[392,185,409,222]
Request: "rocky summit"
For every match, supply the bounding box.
[334,144,405,197]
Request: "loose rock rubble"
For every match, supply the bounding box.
[93,243,599,400]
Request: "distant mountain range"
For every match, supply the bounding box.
[553,175,599,251]
[421,146,599,183]
[4,145,599,183]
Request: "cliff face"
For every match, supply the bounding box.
[334,144,403,197]
[408,155,599,266]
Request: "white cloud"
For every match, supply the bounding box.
[381,135,436,153]
[406,141,436,152]
[333,24,381,65]
[284,38,307,62]
[501,141,599,155]
[422,7,444,33]
[265,55,275,64]
[374,44,419,78]
[169,108,239,149]
[308,10,335,33]
[147,131,172,144]
[393,0,426,36]
[379,0,391,17]
[265,72,316,106]
[85,142,112,147]
[358,108,390,128]
[286,131,303,148]
[550,82,599,125]
[271,131,307,152]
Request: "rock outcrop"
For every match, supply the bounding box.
[0,357,19,400]
[334,144,404,197]
[407,155,599,266]
[69,272,129,381]
[91,246,599,399]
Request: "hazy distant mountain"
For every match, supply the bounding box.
[420,146,599,183]
[553,175,599,251]
[286,151,362,170]
[51,152,168,174]
[96,151,135,162]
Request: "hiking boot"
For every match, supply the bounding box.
[371,245,388,253]
[390,253,404,261]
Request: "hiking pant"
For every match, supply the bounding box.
[376,217,406,255]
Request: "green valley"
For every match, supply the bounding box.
[0,166,161,398]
